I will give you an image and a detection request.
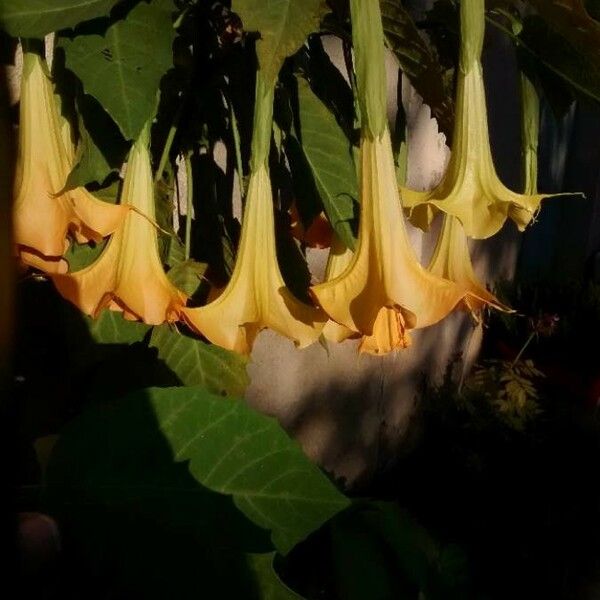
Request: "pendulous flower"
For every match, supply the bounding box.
[311,0,466,355]
[427,215,511,314]
[13,50,126,273]
[53,125,187,324]
[401,0,559,240]
[183,74,325,354]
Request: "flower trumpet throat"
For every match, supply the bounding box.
[320,234,358,344]
[321,234,412,354]
[53,126,187,324]
[13,51,126,273]
[183,76,325,354]
[402,0,558,240]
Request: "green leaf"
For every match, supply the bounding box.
[61,0,176,140]
[0,0,119,38]
[166,259,207,296]
[233,0,325,85]
[47,385,350,555]
[487,2,600,107]
[150,325,249,397]
[247,553,304,599]
[64,238,106,271]
[380,0,454,141]
[528,0,600,56]
[518,14,600,104]
[295,77,358,250]
[87,309,151,344]
[65,93,129,189]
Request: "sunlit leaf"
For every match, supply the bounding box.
[61,0,176,140]
[0,0,119,38]
[295,77,358,250]
[150,325,249,397]
[233,0,325,85]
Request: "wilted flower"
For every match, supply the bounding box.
[13,51,126,273]
[402,0,559,240]
[183,75,325,354]
[53,125,187,324]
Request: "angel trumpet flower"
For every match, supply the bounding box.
[402,0,558,240]
[183,75,325,354]
[13,50,126,273]
[311,0,466,355]
[320,234,415,354]
[53,125,187,324]
[428,215,511,314]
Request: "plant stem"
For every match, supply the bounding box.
[184,152,193,260]
[520,72,540,195]
[511,332,536,367]
[229,98,245,198]
[154,104,183,184]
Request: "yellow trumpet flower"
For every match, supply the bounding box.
[428,215,511,314]
[312,130,465,354]
[183,75,325,354]
[13,51,126,273]
[311,0,465,355]
[53,125,187,324]
[402,0,557,240]
[320,235,415,354]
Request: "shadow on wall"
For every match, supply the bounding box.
[247,310,479,488]
[244,22,528,488]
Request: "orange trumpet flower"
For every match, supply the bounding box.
[53,125,187,324]
[13,51,126,273]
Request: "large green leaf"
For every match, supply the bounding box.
[295,77,358,250]
[47,385,350,555]
[233,0,325,85]
[380,0,454,141]
[0,0,119,38]
[151,386,349,554]
[150,325,249,397]
[61,0,175,140]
